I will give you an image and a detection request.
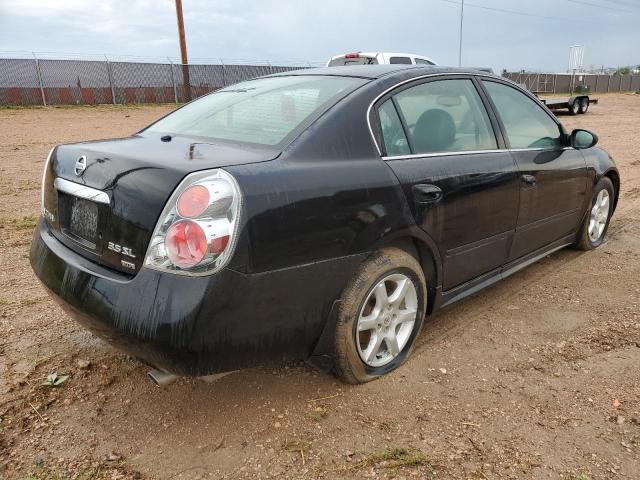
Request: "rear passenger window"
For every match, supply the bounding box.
[390,57,412,65]
[414,58,434,65]
[482,81,561,149]
[393,79,497,154]
[378,100,410,156]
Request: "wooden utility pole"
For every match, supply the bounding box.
[175,0,191,101]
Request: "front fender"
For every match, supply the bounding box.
[582,147,620,212]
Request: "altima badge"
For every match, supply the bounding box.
[74,156,87,176]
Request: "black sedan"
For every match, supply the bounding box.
[30,65,619,384]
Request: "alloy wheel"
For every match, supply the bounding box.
[355,273,418,367]
[588,189,610,242]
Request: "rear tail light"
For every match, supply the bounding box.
[165,219,208,268]
[144,169,242,276]
[344,52,361,59]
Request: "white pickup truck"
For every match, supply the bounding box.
[327,52,437,67]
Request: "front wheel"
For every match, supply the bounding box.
[332,247,426,384]
[575,177,614,250]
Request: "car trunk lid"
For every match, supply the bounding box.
[42,133,279,275]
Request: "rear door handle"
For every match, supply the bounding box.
[413,184,443,204]
[522,174,537,187]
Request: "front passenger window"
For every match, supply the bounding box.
[482,81,561,150]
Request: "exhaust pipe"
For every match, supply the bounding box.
[148,369,178,387]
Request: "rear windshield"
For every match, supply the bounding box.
[145,75,366,146]
[328,56,378,66]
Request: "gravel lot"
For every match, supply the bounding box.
[1,95,639,479]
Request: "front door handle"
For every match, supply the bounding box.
[413,184,443,204]
[522,174,537,187]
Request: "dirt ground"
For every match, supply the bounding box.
[1,95,639,480]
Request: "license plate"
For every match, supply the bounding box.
[69,197,99,245]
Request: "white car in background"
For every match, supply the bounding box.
[327,52,437,66]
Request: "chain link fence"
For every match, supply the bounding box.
[6,57,638,106]
[503,71,640,94]
[0,55,309,106]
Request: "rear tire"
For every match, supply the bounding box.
[578,97,589,114]
[332,247,426,384]
[575,177,614,250]
[569,99,580,115]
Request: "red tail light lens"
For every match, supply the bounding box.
[165,219,207,268]
[210,234,230,254]
[345,52,360,59]
[177,185,210,218]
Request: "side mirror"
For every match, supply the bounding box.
[571,129,598,149]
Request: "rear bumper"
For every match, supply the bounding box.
[30,219,364,376]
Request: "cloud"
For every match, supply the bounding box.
[0,0,637,71]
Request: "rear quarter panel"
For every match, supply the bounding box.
[226,80,417,273]
[224,82,429,354]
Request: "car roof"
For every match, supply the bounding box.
[270,65,498,80]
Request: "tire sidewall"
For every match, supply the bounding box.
[579,98,589,113]
[570,100,580,115]
[336,251,426,383]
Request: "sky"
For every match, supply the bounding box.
[0,0,638,72]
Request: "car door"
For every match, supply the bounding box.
[373,76,520,290]
[480,80,588,260]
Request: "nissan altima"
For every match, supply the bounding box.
[30,65,619,384]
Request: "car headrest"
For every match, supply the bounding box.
[413,108,455,153]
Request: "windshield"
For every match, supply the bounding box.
[145,75,366,146]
